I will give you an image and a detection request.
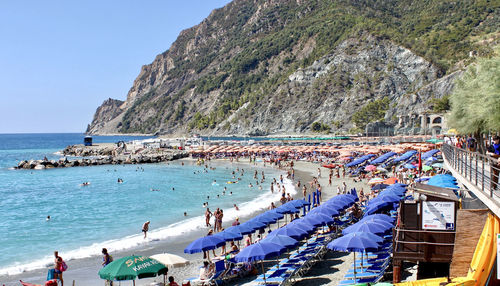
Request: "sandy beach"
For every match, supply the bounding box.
[1,158,373,286]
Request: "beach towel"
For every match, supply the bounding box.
[46,268,55,280]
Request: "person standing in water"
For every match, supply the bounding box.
[142,221,150,238]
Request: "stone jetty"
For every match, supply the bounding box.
[14,143,189,170]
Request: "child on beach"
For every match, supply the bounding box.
[168,276,179,286]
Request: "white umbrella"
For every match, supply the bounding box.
[151,253,190,268]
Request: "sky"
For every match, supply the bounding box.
[0,0,232,133]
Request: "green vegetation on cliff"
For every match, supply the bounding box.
[113,0,498,134]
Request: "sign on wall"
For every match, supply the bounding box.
[422,201,455,230]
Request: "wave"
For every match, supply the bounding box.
[0,178,296,276]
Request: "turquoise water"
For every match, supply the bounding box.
[0,134,290,275]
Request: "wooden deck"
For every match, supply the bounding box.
[449,209,489,278]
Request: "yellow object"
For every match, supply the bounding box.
[467,213,497,285]
[397,214,500,286]
[446,277,476,285]
[395,277,448,285]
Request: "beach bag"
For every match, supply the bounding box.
[45,280,58,286]
[59,260,68,272]
[47,268,55,280]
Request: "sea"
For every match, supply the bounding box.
[0,133,293,276]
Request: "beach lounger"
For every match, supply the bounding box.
[186,260,226,286]
[337,272,384,285]
[254,269,293,285]
[344,270,381,280]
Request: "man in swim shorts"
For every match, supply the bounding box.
[142,221,150,238]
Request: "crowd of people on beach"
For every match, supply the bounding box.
[40,138,465,286]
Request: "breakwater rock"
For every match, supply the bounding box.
[15,150,189,170]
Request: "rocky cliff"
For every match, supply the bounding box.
[86,0,499,136]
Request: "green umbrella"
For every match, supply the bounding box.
[99,255,168,285]
[426,138,443,144]
[422,165,433,171]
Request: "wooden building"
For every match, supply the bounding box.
[393,183,459,282]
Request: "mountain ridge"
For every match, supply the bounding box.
[86,0,499,136]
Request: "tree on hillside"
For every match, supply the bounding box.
[447,51,500,153]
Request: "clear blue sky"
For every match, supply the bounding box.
[0,0,232,133]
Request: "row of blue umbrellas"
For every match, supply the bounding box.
[327,207,400,281]
[228,194,357,282]
[184,199,313,254]
[183,191,362,283]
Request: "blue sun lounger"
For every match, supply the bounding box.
[337,272,384,285]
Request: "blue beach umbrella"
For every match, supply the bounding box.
[368,195,400,206]
[234,241,287,283]
[287,199,311,208]
[359,218,394,229]
[326,197,352,209]
[241,220,266,233]
[261,234,298,249]
[327,232,381,281]
[323,200,346,211]
[361,214,395,223]
[275,204,300,214]
[364,201,395,216]
[302,213,335,227]
[342,221,392,235]
[260,210,284,222]
[308,205,340,217]
[377,193,402,201]
[403,163,416,169]
[371,184,388,191]
[287,219,317,233]
[214,227,243,241]
[267,225,308,240]
[235,242,286,262]
[184,235,226,254]
[235,222,259,235]
[250,214,277,226]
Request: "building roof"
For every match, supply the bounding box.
[412,182,460,202]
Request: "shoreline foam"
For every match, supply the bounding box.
[0,163,293,278]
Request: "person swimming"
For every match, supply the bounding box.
[46,215,51,221]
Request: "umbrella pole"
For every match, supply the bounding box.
[353,252,356,282]
[133,280,136,286]
[261,261,266,283]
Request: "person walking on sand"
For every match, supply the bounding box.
[102,248,113,285]
[54,251,64,286]
[142,221,150,238]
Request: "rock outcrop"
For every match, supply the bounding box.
[15,149,188,170]
[86,98,124,134]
